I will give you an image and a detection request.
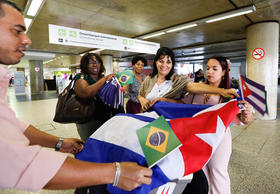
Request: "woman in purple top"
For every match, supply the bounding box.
[123,56,147,114]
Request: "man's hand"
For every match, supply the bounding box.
[60,138,85,154]
[117,162,152,191]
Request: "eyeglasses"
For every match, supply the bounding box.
[88,59,100,65]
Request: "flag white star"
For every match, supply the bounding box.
[195,116,226,154]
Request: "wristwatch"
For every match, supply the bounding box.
[55,137,64,151]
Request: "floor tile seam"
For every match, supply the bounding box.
[232,122,252,142]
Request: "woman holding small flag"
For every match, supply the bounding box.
[179,56,254,194]
[123,56,147,114]
[74,53,125,193]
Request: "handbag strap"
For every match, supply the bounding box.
[67,79,75,90]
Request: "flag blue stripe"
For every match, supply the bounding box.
[245,97,266,115]
[76,138,170,193]
[242,75,265,91]
[117,113,156,122]
[251,91,266,104]
[150,102,211,119]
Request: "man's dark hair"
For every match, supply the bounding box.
[0,0,22,17]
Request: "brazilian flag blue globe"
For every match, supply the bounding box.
[116,70,134,86]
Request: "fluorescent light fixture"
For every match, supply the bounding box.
[90,49,105,53]
[206,5,256,23]
[142,32,166,39]
[138,5,256,39]
[27,0,44,17]
[24,18,32,31]
[166,23,198,33]
[80,49,105,56]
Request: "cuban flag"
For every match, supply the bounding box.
[76,100,239,193]
[98,77,124,109]
[239,75,267,115]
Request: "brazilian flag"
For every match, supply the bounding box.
[116,70,134,86]
[136,116,182,168]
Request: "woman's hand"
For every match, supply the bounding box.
[104,73,116,81]
[138,96,151,112]
[150,97,166,107]
[59,138,85,155]
[117,162,152,191]
[219,88,239,98]
[238,100,254,124]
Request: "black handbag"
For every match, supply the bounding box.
[53,79,95,123]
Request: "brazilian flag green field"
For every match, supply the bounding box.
[136,115,182,168]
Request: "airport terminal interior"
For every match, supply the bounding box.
[1,0,280,194]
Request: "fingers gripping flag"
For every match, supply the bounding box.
[75,100,239,193]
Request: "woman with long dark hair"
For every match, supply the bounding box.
[182,56,254,194]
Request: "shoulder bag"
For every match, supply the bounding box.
[53,79,95,123]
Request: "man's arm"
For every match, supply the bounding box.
[44,157,152,191]
[24,125,84,153]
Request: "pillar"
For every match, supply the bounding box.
[246,22,279,120]
[101,54,113,74]
[29,60,44,94]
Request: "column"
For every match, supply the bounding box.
[29,60,44,94]
[101,54,113,74]
[246,22,279,120]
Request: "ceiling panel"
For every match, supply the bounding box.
[6,0,280,65]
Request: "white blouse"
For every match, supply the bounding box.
[146,80,173,101]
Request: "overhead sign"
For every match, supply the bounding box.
[49,24,160,54]
[252,48,265,60]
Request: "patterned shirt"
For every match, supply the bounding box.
[126,74,145,103]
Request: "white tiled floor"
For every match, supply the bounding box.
[1,87,280,194]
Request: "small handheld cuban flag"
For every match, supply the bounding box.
[238,75,267,116]
[116,70,134,86]
[97,77,124,109]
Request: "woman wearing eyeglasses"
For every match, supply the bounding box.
[73,53,118,143]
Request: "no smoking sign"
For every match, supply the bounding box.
[252,48,265,60]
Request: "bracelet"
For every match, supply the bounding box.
[113,162,121,187]
[55,137,64,151]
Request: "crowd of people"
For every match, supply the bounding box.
[0,1,254,194]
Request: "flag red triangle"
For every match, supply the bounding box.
[170,100,239,175]
[239,76,252,99]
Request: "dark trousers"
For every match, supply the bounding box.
[74,185,109,194]
[183,170,209,194]
[125,99,141,114]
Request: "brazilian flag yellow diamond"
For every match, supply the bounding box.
[136,115,182,168]
[145,126,169,153]
[118,74,130,84]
